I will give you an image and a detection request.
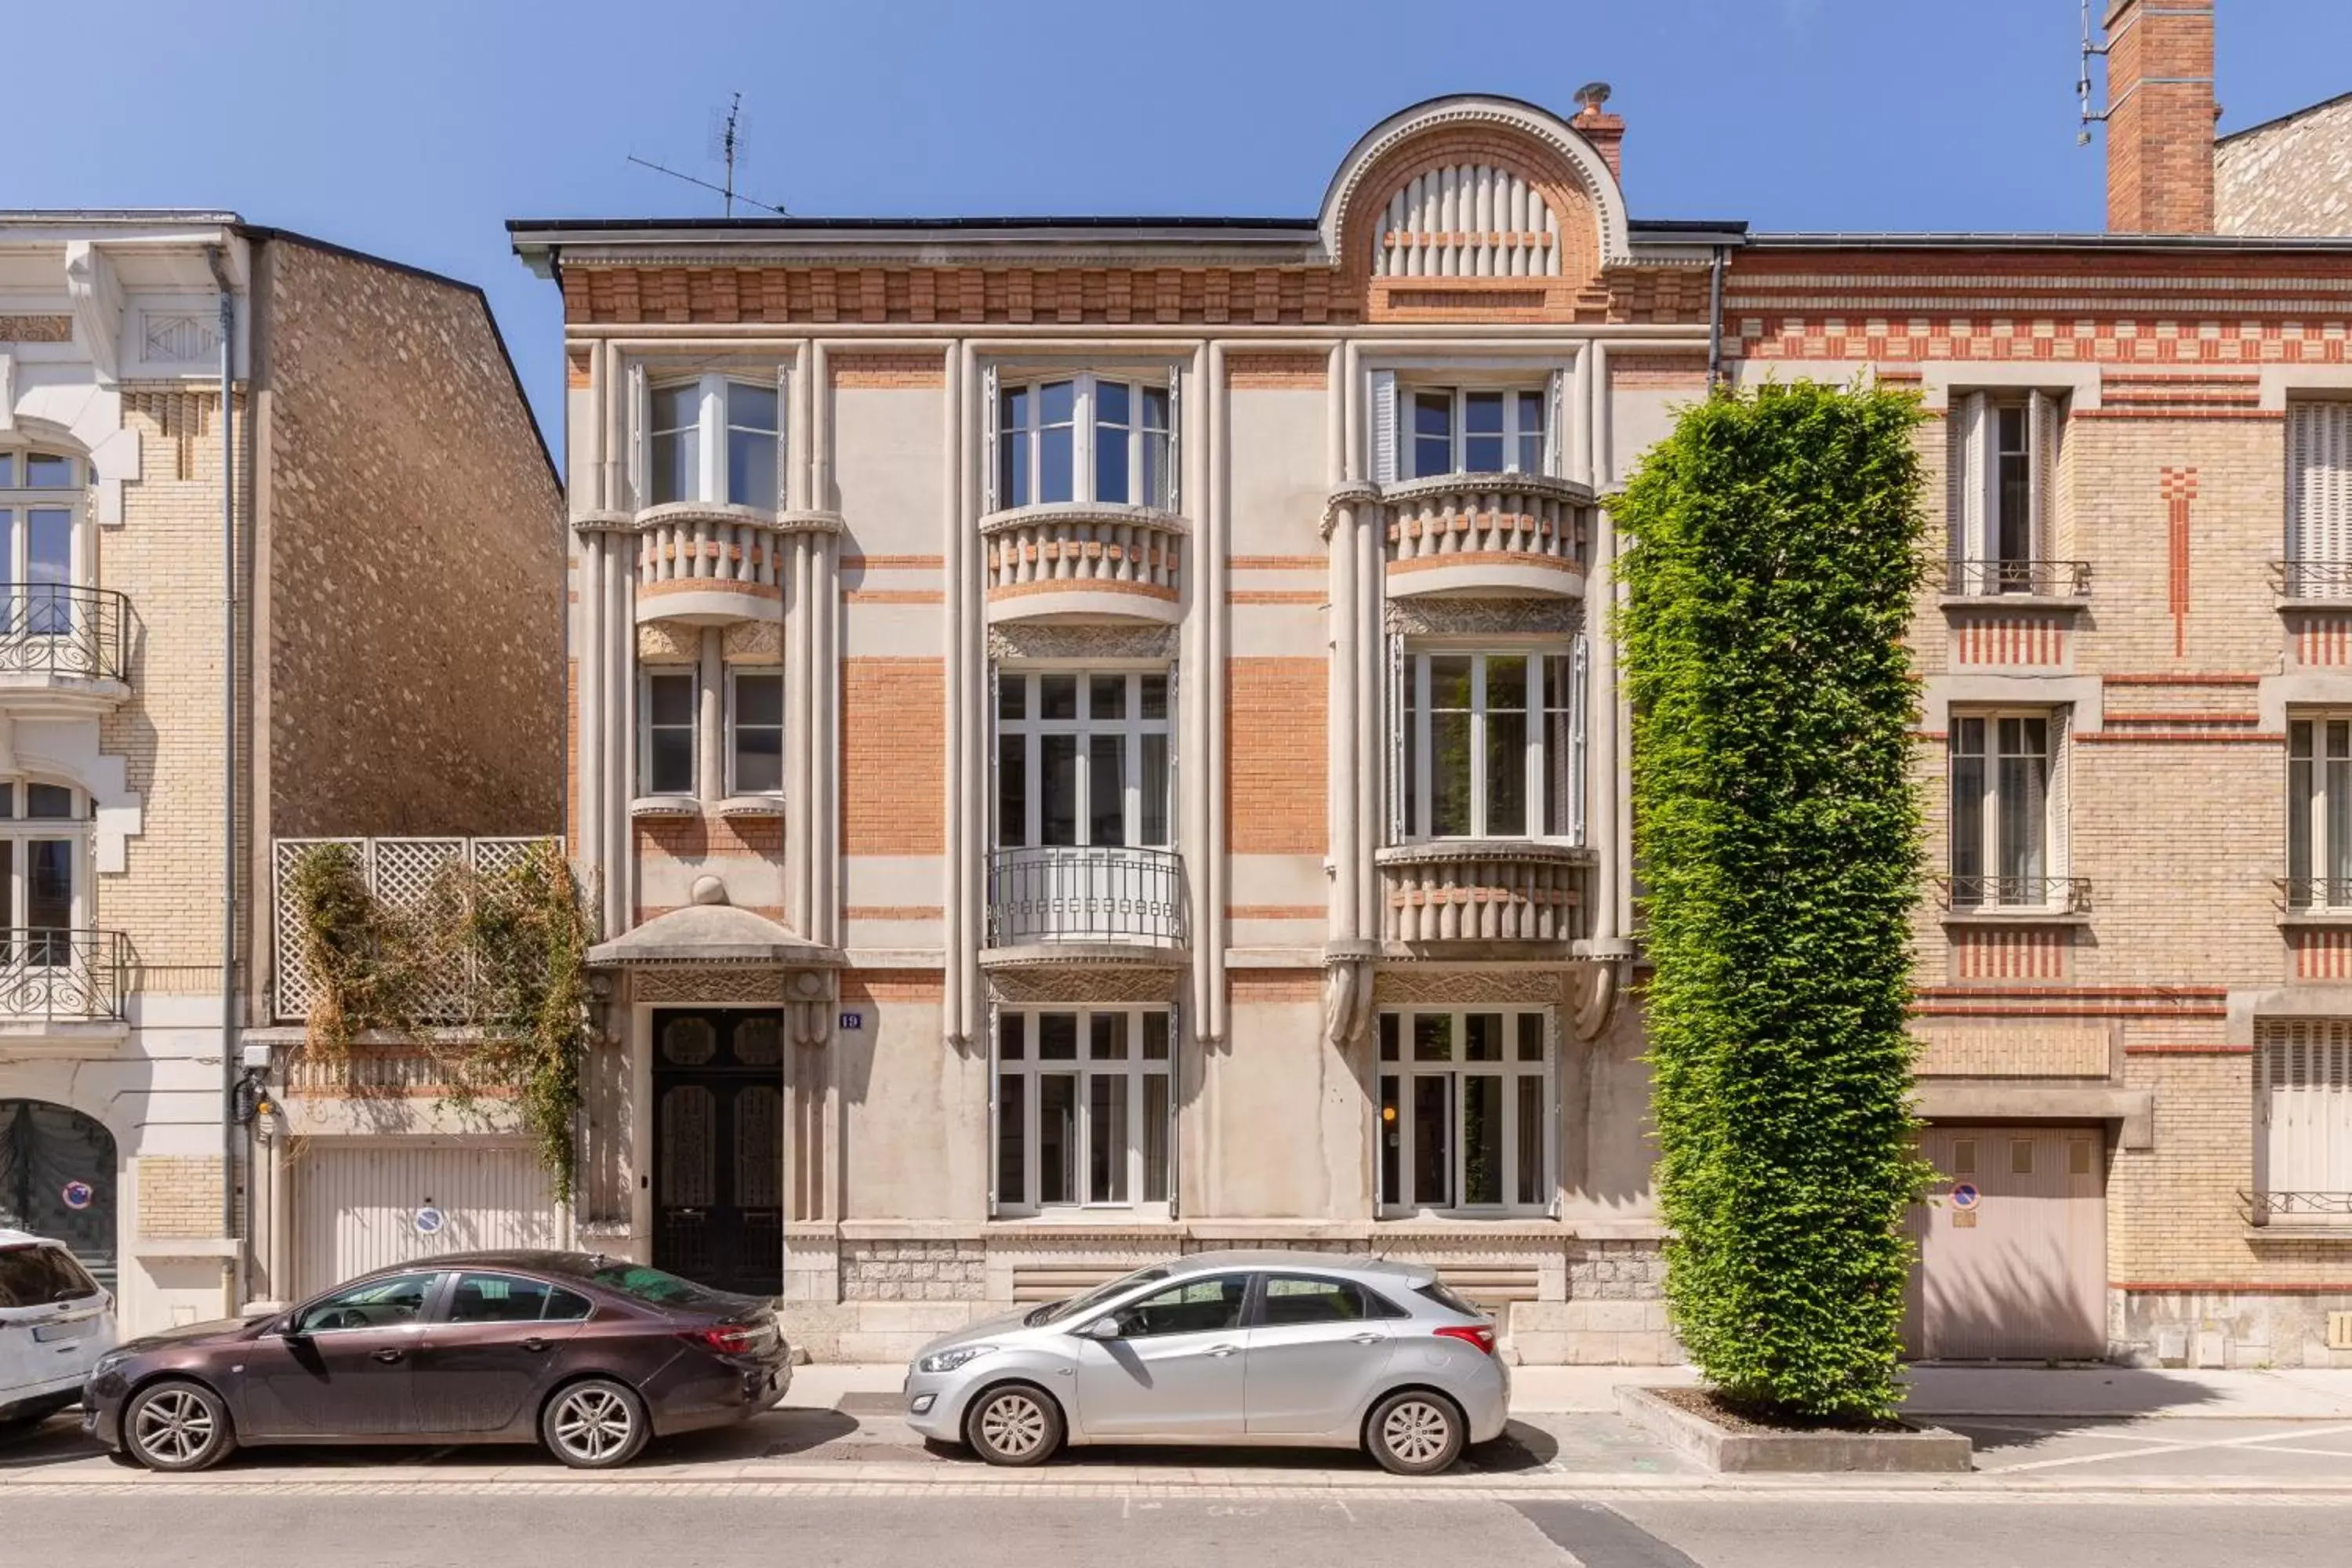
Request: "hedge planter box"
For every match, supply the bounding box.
[1617,1385,1973,1474]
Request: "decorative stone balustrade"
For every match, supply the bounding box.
[1376,840,1590,947]
[633,503,786,624]
[1382,474,1590,600]
[982,503,1186,626]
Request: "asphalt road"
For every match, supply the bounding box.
[7,1492,2348,1568]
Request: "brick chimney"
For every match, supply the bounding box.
[1570,82,1625,182]
[2103,0,2216,233]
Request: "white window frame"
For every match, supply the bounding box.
[638,668,699,798]
[993,669,1174,850]
[642,372,783,509]
[0,445,88,629]
[0,781,92,960]
[1950,390,2060,593]
[1396,648,1578,844]
[1375,1008,1555,1218]
[993,1005,1174,1217]
[2288,713,2352,910]
[2288,401,2352,590]
[1402,384,1549,480]
[991,372,1176,512]
[1948,709,2067,908]
[725,668,785,799]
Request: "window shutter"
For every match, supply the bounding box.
[775,361,792,512]
[1165,660,1180,850]
[2289,402,2352,565]
[1951,391,1988,571]
[2048,708,2071,885]
[1568,633,1590,847]
[1385,633,1407,842]
[2029,389,2056,564]
[981,363,1000,514]
[1166,361,1183,515]
[626,362,647,511]
[1370,369,1399,484]
[1546,368,1568,479]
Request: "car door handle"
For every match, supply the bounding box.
[521,1338,550,1353]
[1349,1333,1384,1345]
[372,1348,405,1364]
[1204,1345,1240,1358]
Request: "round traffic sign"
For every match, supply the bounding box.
[60,1179,94,1212]
[1951,1182,1981,1210]
[412,1205,446,1237]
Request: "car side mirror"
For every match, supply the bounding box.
[1080,1316,1123,1341]
[276,1315,307,1341]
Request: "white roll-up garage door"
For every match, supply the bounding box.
[292,1138,562,1298]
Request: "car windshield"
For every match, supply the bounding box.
[584,1261,739,1312]
[0,1244,101,1308]
[1026,1265,1172,1327]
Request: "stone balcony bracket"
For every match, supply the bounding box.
[980,502,1189,626]
[1375,838,1594,947]
[621,503,844,626]
[1379,473,1592,601]
[1320,481,1385,539]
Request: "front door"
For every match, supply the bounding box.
[1243,1272,1399,1435]
[1072,1271,1251,1438]
[652,1010,785,1295]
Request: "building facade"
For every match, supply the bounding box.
[510,0,2352,1367]
[0,215,563,1334]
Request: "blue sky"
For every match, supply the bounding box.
[20,0,2352,444]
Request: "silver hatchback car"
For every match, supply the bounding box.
[902,1251,1508,1474]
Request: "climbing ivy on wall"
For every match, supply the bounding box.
[1616,380,1933,1421]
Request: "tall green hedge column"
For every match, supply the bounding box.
[1617,381,1931,1421]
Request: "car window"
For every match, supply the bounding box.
[546,1287,595,1322]
[1414,1279,1481,1319]
[292,1272,437,1334]
[447,1273,574,1325]
[1258,1275,1373,1327]
[1110,1274,1248,1339]
[0,1244,100,1308]
[1029,1264,1172,1327]
[583,1262,736,1311]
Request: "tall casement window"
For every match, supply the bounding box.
[996,1007,1172,1214]
[1948,712,2068,908]
[2288,714,2352,909]
[1393,650,1580,841]
[992,373,1176,511]
[2255,1021,2352,1221]
[643,373,782,509]
[1367,370,1563,484]
[0,782,87,962]
[994,671,1172,850]
[1377,1011,1553,1216]
[727,670,783,797]
[1949,390,2063,594]
[640,670,697,797]
[2288,401,2352,597]
[0,448,79,635]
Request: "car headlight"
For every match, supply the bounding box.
[917,1344,998,1374]
[89,1352,128,1381]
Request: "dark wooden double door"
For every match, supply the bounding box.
[652,1010,785,1296]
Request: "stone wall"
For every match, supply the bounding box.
[2219,95,2352,238]
[841,1239,988,1301]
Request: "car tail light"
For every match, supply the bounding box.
[1433,1323,1497,1356]
[682,1323,763,1356]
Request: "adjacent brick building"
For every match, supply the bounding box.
[503,0,2352,1366]
[0,215,561,1333]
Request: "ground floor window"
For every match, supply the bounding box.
[996,1007,1171,1214]
[1377,1009,1552,1216]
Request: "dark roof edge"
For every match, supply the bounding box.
[1628,218,1750,238]
[1747,230,2352,252]
[238,225,558,488]
[2219,89,2352,147]
[507,215,1323,236]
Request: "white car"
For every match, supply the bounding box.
[0,1230,116,1426]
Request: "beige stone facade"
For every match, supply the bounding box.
[0,215,561,1334]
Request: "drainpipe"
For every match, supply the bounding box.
[206,244,241,1301]
[1706,245,1728,392]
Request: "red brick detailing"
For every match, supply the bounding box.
[2164,465,2198,656]
[843,969,946,1004]
[1232,556,1327,572]
[1226,352,1327,389]
[2293,929,2352,981]
[1227,659,1327,855]
[2103,673,2259,685]
[1952,928,2070,982]
[634,814,782,858]
[1229,970,1322,1004]
[844,658,944,855]
[565,347,592,388]
[844,906,945,921]
[2123,1043,2252,1055]
[1230,590,1327,605]
[840,554,946,572]
[2295,616,2352,666]
[1952,616,2067,666]
[1609,353,1709,389]
[1227,905,1324,920]
[844,590,946,605]
[830,351,946,388]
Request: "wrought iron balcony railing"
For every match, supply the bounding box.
[2243,1190,2352,1226]
[0,928,129,1022]
[2281,876,2352,913]
[2273,560,2352,600]
[985,844,1187,949]
[1945,559,2091,598]
[0,586,131,683]
[1938,874,2092,914]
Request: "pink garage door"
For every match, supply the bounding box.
[1904,1123,2107,1361]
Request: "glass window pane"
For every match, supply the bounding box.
[996,735,1029,848]
[1464,391,1504,471]
[998,674,1027,721]
[1039,1013,1079,1061]
[292,1273,435,1334]
[728,429,776,508]
[2292,737,2317,894]
[1090,675,1127,720]
[0,454,13,485]
[1412,1076,1450,1207]
[1141,733,1170,846]
[24,785,74,820]
[1116,1276,1247,1338]
[1414,391,1453,478]
[1996,405,2031,565]
[450,1273,555,1324]
[731,722,782,794]
[1000,1013,1026,1062]
[2329,742,2352,891]
[1040,379,1076,423]
[1950,741,1987,899]
[1088,733,1127,846]
[1089,1075,1129,1203]
[1095,381,1132,503]
[1515,390,1546,474]
[1040,735,1079,845]
[1040,675,1078,720]
[1260,1276,1363,1326]
[1140,673,1168,720]
[1485,658,1527,839]
[648,730,693,794]
[1428,655,1474,837]
[1039,1076,1076,1205]
[26,840,71,931]
[1542,655,1575,838]
[1040,426,1073,503]
[1000,430,1029,509]
[1464,1074,1503,1205]
[24,454,74,488]
[1141,1011,1170,1060]
[1404,661,1425,836]
[1379,1012,1399,1062]
[1465,1013,1504,1062]
[1379,1073,1401,1206]
[733,673,782,728]
[1516,1012,1545,1062]
[1413,1014,1451,1062]
[648,673,694,726]
[1142,1073,1169,1204]
[1141,428,1170,510]
[1090,1011,1129,1060]
[26,510,70,633]
[728,383,779,434]
[1515,1076,1545,1207]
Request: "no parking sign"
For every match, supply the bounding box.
[60,1179,94,1211]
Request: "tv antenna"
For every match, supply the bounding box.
[627,93,791,216]
[2077,0,2109,146]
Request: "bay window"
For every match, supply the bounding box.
[644,374,782,509]
[641,671,696,797]
[1408,387,1547,478]
[1949,712,2067,908]
[1395,649,1579,841]
[995,670,1171,851]
[996,1007,1173,1214]
[992,373,1175,511]
[1377,1010,1553,1216]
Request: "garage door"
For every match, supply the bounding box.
[1903,1124,2107,1361]
[292,1140,561,1298]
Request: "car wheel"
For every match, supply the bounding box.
[964,1382,1063,1467]
[123,1380,236,1473]
[540,1377,651,1470]
[1366,1389,1465,1476]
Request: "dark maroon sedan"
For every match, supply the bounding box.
[81,1250,790,1471]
